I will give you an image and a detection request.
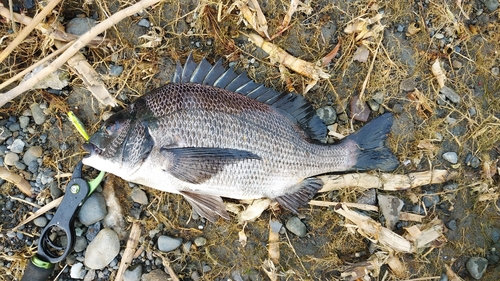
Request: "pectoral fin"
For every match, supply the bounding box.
[181,191,230,222]
[275,178,323,213]
[160,147,260,184]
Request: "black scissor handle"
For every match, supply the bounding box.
[38,177,90,263]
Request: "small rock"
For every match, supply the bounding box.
[452,60,463,69]
[74,236,88,252]
[490,228,500,243]
[8,139,25,153]
[440,273,449,281]
[468,107,477,117]
[400,77,416,92]
[27,161,39,173]
[393,103,403,114]
[14,161,26,170]
[316,106,337,125]
[372,91,385,104]
[123,264,142,281]
[202,265,212,273]
[486,249,500,265]
[191,271,201,281]
[137,18,150,28]
[439,86,461,104]
[447,220,457,231]
[367,99,380,111]
[78,192,107,226]
[19,116,30,129]
[130,188,148,205]
[70,262,86,279]
[4,152,19,166]
[444,183,458,191]
[33,216,48,227]
[396,24,404,32]
[442,152,458,164]
[49,182,63,199]
[492,66,499,76]
[357,189,377,205]
[157,235,182,252]
[466,257,488,279]
[142,269,170,281]
[194,237,207,247]
[30,103,46,125]
[85,222,101,241]
[0,127,12,143]
[286,217,307,237]
[481,0,499,12]
[23,146,42,165]
[84,228,120,269]
[8,123,20,132]
[109,65,124,76]
[377,194,403,230]
[66,17,97,35]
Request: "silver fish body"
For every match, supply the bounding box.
[83,55,398,221]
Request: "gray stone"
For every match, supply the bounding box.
[70,262,86,279]
[423,193,440,208]
[492,66,500,76]
[66,17,97,35]
[377,194,403,230]
[78,192,107,226]
[372,92,385,104]
[4,152,19,166]
[8,123,20,132]
[30,103,46,125]
[442,152,458,164]
[440,273,449,281]
[123,264,142,281]
[367,99,380,111]
[49,182,63,199]
[142,269,169,281]
[316,106,337,125]
[285,217,307,237]
[469,107,477,116]
[23,146,42,165]
[109,65,124,76]
[14,161,26,170]
[491,228,500,243]
[447,220,457,231]
[400,77,416,92]
[182,241,192,253]
[157,235,182,252]
[439,86,461,104]
[8,139,25,153]
[19,116,29,129]
[137,19,150,28]
[202,265,211,273]
[466,257,488,279]
[84,228,120,269]
[194,237,207,247]
[191,271,201,281]
[481,0,499,12]
[0,127,12,144]
[33,216,48,227]
[74,236,88,252]
[86,222,101,241]
[130,188,148,205]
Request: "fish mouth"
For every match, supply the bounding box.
[82,142,103,156]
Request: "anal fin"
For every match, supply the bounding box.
[275,178,323,213]
[181,191,230,222]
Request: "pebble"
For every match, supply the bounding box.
[194,236,207,247]
[137,18,150,28]
[49,182,63,198]
[452,60,463,69]
[8,139,25,153]
[182,241,192,253]
[492,66,499,76]
[157,235,182,252]
[316,106,337,125]
[468,107,477,117]
[465,153,481,168]
[0,127,12,143]
[130,188,148,205]
[466,257,488,279]
[14,161,26,170]
[393,103,403,114]
[447,220,457,231]
[442,152,458,164]
[444,183,458,191]
[4,152,19,166]
[440,273,449,281]
[23,146,43,165]
[202,265,212,273]
[439,86,461,104]
[191,271,201,281]
[491,228,500,243]
[400,77,416,92]
[30,103,46,125]
[367,99,380,111]
[8,123,20,131]
[123,265,142,281]
[19,116,29,129]
[486,248,500,265]
[372,92,385,104]
[85,222,101,241]
[285,217,307,237]
[142,269,170,281]
[27,161,38,173]
[481,0,499,12]
[66,17,97,35]
[33,216,48,227]
[74,236,88,252]
[70,262,86,279]
[396,24,404,32]
[78,192,107,226]
[109,65,124,76]
[84,228,120,269]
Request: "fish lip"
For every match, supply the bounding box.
[82,142,102,156]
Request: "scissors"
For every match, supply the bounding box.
[21,160,104,281]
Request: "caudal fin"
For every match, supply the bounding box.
[343,113,399,171]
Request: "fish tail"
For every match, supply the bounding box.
[343,113,399,171]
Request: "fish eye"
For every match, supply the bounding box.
[105,122,118,135]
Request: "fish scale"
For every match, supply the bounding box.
[83,54,399,221]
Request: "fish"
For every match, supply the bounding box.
[82,54,399,222]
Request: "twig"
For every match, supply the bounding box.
[358,34,384,101]
[7,0,16,33]
[13,196,63,231]
[115,222,141,281]
[0,0,64,63]
[0,167,32,196]
[0,41,73,91]
[0,0,161,108]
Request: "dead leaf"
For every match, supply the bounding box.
[322,42,340,66]
[352,45,370,62]
[228,0,270,39]
[262,259,278,281]
[138,26,164,48]
[431,59,446,88]
[239,198,271,223]
[407,89,433,119]
[417,139,438,153]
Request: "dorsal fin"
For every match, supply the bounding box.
[172,54,327,142]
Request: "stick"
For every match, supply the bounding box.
[0,0,161,108]
[0,167,32,196]
[115,222,141,281]
[0,0,64,63]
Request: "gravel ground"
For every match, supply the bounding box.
[0,0,499,280]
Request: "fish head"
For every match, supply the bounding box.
[82,105,154,177]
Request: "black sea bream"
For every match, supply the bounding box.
[82,54,399,221]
